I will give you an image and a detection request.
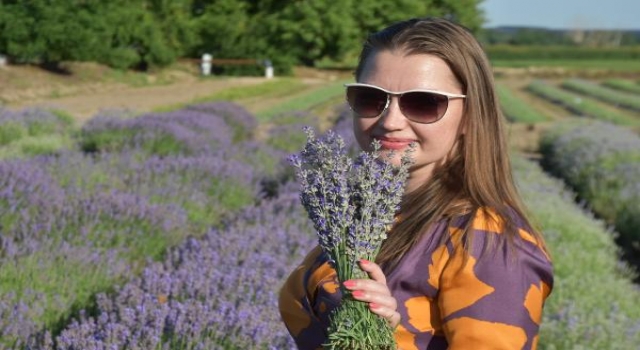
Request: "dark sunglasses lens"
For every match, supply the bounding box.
[401,91,448,123]
[347,86,387,118]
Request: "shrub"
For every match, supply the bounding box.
[540,119,640,250]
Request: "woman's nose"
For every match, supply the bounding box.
[378,96,407,130]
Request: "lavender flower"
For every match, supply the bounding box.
[290,127,413,350]
[23,189,312,349]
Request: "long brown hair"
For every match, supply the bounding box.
[354,17,548,271]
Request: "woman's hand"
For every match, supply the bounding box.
[342,259,401,329]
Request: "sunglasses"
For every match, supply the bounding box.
[345,83,466,124]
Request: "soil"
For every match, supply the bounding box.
[0,62,276,123]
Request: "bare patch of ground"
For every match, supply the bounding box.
[1,62,276,123]
[0,62,353,125]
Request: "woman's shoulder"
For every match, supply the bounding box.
[442,206,554,291]
[449,206,527,232]
[446,206,552,269]
[451,207,544,245]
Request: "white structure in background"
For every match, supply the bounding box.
[201,53,212,76]
[264,59,274,79]
[0,54,7,68]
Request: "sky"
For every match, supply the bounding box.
[481,0,640,30]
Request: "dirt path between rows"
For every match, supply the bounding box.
[0,63,348,125]
[4,75,268,123]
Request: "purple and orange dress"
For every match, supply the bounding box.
[279,208,554,350]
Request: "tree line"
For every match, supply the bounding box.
[481,27,640,46]
[0,0,483,73]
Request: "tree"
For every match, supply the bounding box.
[428,0,485,33]
[0,0,487,72]
[253,0,486,67]
[0,1,107,66]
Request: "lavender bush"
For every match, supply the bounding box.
[25,187,315,349]
[0,108,73,145]
[7,87,639,350]
[79,106,238,156]
[0,104,276,348]
[539,120,640,252]
[0,108,74,158]
[44,151,261,228]
[185,102,258,142]
[0,156,188,348]
[290,127,412,350]
[513,156,640,349]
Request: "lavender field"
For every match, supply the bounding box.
[1,76,640,349]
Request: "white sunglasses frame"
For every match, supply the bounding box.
[344,83,466,124]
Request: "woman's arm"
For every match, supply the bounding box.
[438,217,554,350]
[278,246,341,350]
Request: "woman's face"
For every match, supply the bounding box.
[353,50,466,193]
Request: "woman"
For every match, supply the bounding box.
[279,17,553,350]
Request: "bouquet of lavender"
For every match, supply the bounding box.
[289,127,413,350]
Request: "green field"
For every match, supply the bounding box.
[1,62,640,349]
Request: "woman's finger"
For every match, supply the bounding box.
[342,258,401,328]
[350,289,398,311]
[370,302,401,329]
[349,289,400,328]
[343,278,390,296]
[358,258,386,284]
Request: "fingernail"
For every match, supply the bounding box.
[369,302,381,309]
[359,259,370,266]
[343,280,356,288]
[352,290,365,298]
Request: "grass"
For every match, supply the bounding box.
[0,108,76,159]
[153,78,307,113]
[0,251,122,332]
[255,79,349,121]
[491,59,640,72]
[497,83,549,123]
[527,80,640,126]
[0,134,73,159]
[561,79,640,112]
[602,79,640,95]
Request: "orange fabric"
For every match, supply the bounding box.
[439,248,495,317]
[395,324,419,350]
[444,317,528,350]
[278,254,317,336]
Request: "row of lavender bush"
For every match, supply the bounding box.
[513,157,640,349]
[0,108,74,158]
[24,187,315,349]
[527,80,640,126]
[539,120,640,258]
[0,109,73,146]
[602,79,640,95]
[0,102,313,349]
[1,103,348,349]
[561,79,640,112]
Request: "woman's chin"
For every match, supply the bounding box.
[378,149,406,167]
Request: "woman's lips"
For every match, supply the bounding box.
[375,136,415,150]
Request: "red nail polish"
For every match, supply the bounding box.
[352,290,365,298]
[369,302,381,309]
[359,259,370,265]
[343,280,356,288]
